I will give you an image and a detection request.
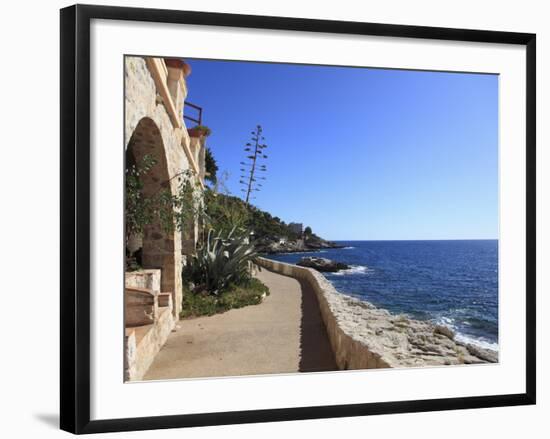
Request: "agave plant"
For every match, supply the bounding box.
[186,227,258,295]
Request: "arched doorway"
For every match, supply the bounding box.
[126,117,180,315]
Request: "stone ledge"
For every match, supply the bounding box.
[125,269,161,292]
[124,269,177,380]
[158,292,173,308]
[125,287,158,327]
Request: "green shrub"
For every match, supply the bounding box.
[203,191,301,242]
[205,147,218,184]
[203,190,251,234]
[189,125,212,137]
[180,278,269,318]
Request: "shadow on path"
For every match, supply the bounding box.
[297,277,338,372]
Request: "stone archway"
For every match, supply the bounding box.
[126,117,181,315]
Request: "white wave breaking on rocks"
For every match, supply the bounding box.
[454,333,498,352]
[331,268,498,353]
[331,265,371,276]
[432,316,499,351]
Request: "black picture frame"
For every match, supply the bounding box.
[60,4,536,434]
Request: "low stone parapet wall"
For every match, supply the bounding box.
[125,307,175,381]
[125,269,162,292]
[255,257,390,370]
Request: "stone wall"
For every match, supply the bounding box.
[255,258,496,370]
[124,55,208,380]
[256,257,390,370]
[124,268,176,381]
[125,56,203,317]
[125,306,175,381]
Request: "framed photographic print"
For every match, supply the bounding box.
[60,4,536,434]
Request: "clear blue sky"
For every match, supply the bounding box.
[185,59,498,241]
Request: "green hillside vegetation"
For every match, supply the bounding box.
[204,190,301,241]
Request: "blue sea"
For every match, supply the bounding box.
[265,240,498,351]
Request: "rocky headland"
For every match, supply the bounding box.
[256,235,343,254]
[297,257,350,272]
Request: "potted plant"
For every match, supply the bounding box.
[164,58,192,77]
[188,125,212,138]
[181,61,192,78]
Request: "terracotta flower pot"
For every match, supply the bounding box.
[187,127,202,138]
[164,58,184,68]
[182,62,192,78]
[164,58,192,77]
[187,126,209,138]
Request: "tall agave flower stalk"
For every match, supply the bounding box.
[239,125,268,206]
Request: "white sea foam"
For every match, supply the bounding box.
[433,317,499,352]
[275,249,324,255]
[454,333,499,352]
[342,246,355,250]
[332,265,371,276]
[436,316,454,326]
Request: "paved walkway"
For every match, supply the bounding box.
[143,267,337,380]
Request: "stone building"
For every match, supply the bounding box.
[124,56,206,380]
[288,222,303,235]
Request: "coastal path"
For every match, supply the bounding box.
[143,267,337,380]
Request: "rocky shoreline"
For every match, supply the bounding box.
[309,267,499,366]
[331,292,499,366]
[256,257,498,368]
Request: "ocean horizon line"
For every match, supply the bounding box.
[328,238,498,242]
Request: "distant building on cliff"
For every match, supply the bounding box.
[288,222,303,235]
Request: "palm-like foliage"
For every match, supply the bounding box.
[186,227,258,295]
